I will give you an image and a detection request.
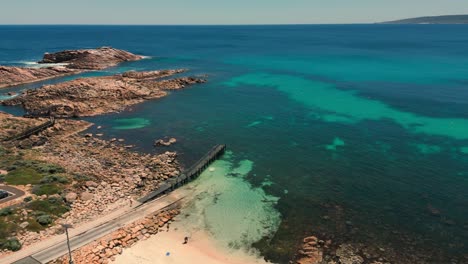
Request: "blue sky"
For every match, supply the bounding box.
[1,0,468,24]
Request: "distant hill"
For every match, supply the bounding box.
[381,15,468,24]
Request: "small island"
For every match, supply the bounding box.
[0,47,143,89]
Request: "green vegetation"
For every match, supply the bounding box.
[0,150,67,186]
[0,196,70,249]
[0,147,76,252]
[36,214,53,226]
[32,183,62,196]
[40,175,69,184]
[4,167,43,185]
[27,197,69,216]
[0,147,76,251]
[0,237,21,251]
[0,207,13,216]
[0,208,20,250]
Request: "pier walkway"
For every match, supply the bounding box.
[3,117,55,142]
[138,144,226,203]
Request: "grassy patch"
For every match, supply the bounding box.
[4,167,43,185]
[0,217,18,239]
[26,218,44,232]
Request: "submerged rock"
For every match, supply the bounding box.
[295,236,323,264]
[154,137,177,147]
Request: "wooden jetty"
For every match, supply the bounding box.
[3,117,55,142]
[138,144,226,203]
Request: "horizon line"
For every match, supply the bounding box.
[0,23,379,26]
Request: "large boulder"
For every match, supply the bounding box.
[64,192,78,203]
[80,192,94,201]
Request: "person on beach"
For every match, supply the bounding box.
[183,236,189,244]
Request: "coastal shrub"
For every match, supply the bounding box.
[36,214,53,226]
[27,199,69,216]
[47,196,63,204]
[72,173,93,182]
[32,184,62,196]
[0,237,22,251]
[37,164,65,174]
[12,160,39,168]
[0,207,13,217]
[6,165,17,171]
[23,196,33,202]
[40,175,69,184]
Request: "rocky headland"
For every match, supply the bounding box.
[0,66,78,89]
[0,111,182,254]
[2,70,206,117]
[0,47,143,89]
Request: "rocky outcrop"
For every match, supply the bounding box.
[154,137,177,147]
[2,70,206,117]
[0,66,78,89]
[50,209,179,264]
[295,236,324,264]
[0,47,143,89]
[39,47,144,70]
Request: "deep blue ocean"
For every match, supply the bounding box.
[1,25,468,263]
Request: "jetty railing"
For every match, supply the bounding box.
[138,144,226,203]
[3,117,55,142]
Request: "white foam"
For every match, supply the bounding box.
[16,61,69,68]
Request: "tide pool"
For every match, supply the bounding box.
[112,118,150,130]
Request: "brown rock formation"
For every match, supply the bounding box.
[295,236,324,264]
[0,66,78,89]
[2,69,206,117]
[0,47,143,89]
[39,47,144,70]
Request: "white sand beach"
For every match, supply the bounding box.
[113,227,270,264]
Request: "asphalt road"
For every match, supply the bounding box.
[0,185,25,204]
[4,189,186,264]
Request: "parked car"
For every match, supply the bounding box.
[0,190,9,199]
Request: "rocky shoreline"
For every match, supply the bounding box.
[2,69,206,117]
[0,47,143,89]
[0,111,182,255]
[0,66,78,89]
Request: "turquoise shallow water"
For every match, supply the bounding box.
[1,25,468,263]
